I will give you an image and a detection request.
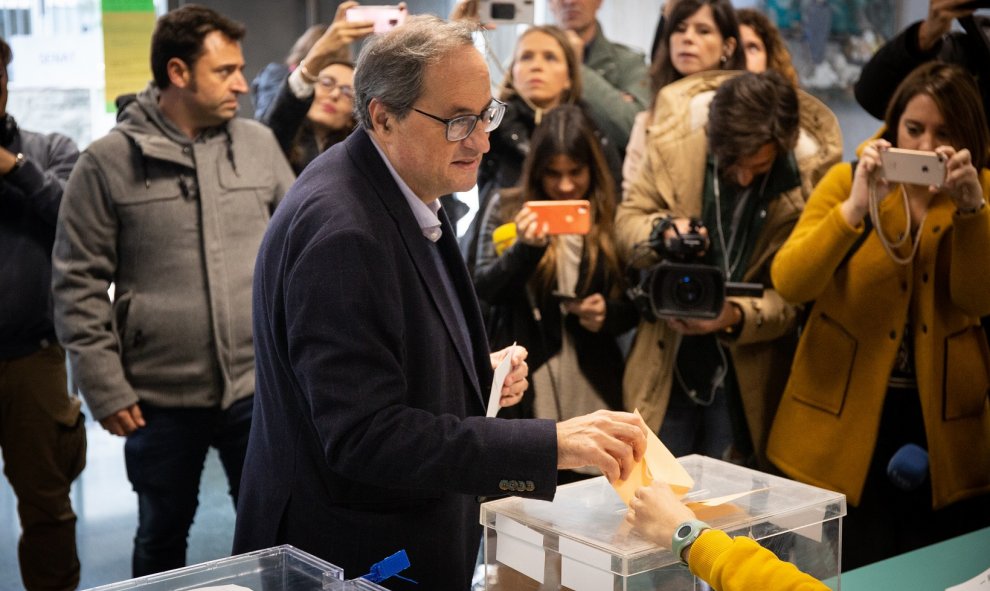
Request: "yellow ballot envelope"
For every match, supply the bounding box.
[611,410,695,505]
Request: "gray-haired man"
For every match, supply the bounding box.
[234,15,648,590]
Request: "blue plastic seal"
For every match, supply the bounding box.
[361,549,417,585]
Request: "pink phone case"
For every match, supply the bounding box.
[345,5,407,33]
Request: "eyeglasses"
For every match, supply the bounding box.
[316,76,355,100]
[411,99,506,142]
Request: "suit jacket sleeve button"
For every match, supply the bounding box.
[499,479,509,491]
[525,481,535,492]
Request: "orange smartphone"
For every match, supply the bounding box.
[526,200,591,235]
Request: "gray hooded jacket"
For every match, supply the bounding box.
[53,83,295,420]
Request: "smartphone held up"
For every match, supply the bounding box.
[880,148,946,188]
[345,5,407,33]
[527,200,592,235]
[479,0,535,24]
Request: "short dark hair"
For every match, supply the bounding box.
[150,4,246,90]
[0,36,11,68]
[707,70,799,168]
[884,62,989,171]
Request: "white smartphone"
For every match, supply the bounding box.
[880,148,946,188]
[479,0,535,24]
[345,5,407,34]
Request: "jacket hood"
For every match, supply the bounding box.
[113,82,240,178]
[117,83,194,156]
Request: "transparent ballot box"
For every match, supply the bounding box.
[480,454,846,590]
[83,544,388,591]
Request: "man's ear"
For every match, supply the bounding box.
[368,98,391,133]
[167,57,192,89]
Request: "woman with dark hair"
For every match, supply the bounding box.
[650,0,745,98]
[736,8,799,88]
[473,105,638,432]
[624,0,744,195]
[462,24,621,273]
[769,62,990,569]
[260,1,373,174]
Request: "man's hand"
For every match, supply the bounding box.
[491,345,528,408]
[564,293,607,333]
[665,301,741,336]
[557,410,648,482]
[563,29,586,61]
[626,480,697,549]
[99,403,146,437]
[918,0,977,52]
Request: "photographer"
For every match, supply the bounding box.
[616,70,839,467]
[768,62,990,569]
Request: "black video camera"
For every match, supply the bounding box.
[628,217,762,321]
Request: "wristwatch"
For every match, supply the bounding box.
[5,152,25,176]
[671,520,710,565]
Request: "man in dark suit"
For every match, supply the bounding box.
[233,15,648,591]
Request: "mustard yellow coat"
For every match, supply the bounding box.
[615,71,842,463]
[768,162,990,509]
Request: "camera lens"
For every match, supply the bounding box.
[674,274,705,307]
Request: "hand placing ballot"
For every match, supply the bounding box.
[487,344,528,416]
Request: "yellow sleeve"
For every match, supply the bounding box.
[689,530,830,591]
[948,170,990,316]
[770,162,863,304]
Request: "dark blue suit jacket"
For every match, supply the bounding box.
[233,128,558,590]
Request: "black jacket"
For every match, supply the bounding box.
[261,80,351,175]
[233,129,558,590]
[854,18,990,120]
[472,192,639,415]
[0,116,78,359]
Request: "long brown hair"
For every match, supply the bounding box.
[499,105,624,299]
[884,62,989,171]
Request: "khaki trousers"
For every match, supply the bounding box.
[0,344,86,591]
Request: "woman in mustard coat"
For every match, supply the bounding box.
[768,62,990,569]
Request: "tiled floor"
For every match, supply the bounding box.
[0,90,879,591]
[0,409,237,590]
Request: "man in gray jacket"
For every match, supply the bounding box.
[550,0,650,155]
[52,5,294,577]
